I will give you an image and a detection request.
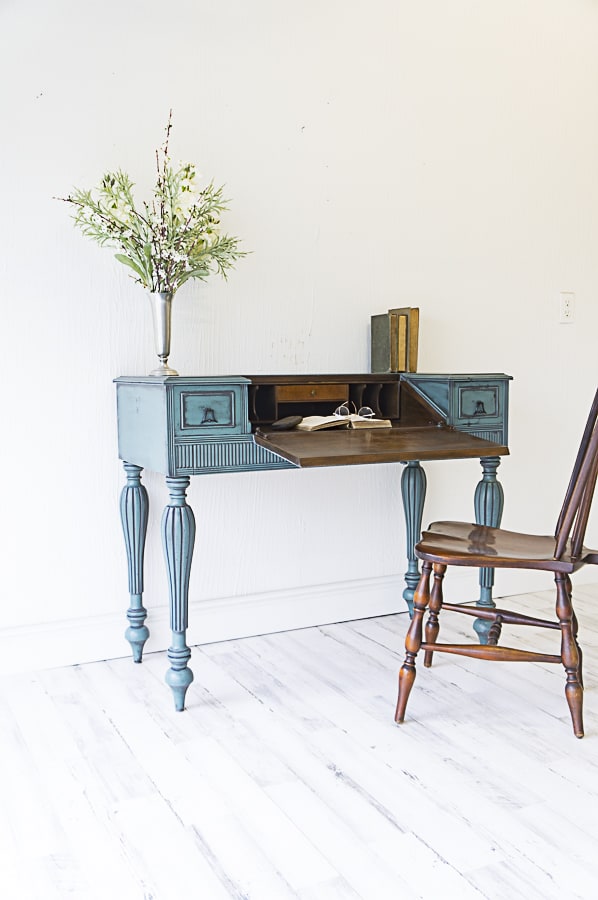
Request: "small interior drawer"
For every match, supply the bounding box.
[275,384,349,403]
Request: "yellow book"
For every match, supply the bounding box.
[397,313,408,371]
[388,306,419,373]
[407,307,419,372]
[389,312,399,372]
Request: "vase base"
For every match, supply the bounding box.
[149,364,179,377]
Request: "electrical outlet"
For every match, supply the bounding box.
[559,292,575,324]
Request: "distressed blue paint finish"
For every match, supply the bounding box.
[403,375,511,628]
[115,372,512,707]
[473,456,505,644]
[401,373,512,445]
[115,376,294,475]
[401,461,427,616]
[162,476,196,711]
[173,435,294,474]
[116,376,295,710]
[120,463,149,662]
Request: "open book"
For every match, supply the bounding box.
[296,414,392,432]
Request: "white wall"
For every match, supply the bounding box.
[2,0,598,674]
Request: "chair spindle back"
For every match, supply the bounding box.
[554,387,598,560]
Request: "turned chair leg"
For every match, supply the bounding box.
[395,561,432,724]
[567,575,584,689]
[486,614,503,646]
[556,573,584,738]
[423,563,446,667]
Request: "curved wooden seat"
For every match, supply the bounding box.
[395,386,598,738]
[416,521,597,573]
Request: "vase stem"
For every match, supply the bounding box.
[148,291,179,377]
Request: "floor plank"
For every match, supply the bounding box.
[1,583,598,899]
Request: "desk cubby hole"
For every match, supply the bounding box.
[247,377,400,428]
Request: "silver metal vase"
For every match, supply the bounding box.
[148,291,179,376]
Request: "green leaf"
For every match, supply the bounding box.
[115,254,146,280]
[177,268,209,286]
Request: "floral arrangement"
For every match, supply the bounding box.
[59,114,245,294]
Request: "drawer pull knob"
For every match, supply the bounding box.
[473,401,487,416]
[201,407,218,424]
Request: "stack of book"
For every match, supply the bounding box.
[370,306,419,374]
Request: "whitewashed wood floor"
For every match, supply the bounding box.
[2,583,598,900]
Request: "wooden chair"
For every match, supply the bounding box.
[395,387,598,738]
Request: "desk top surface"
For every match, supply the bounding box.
[254,425,509,468]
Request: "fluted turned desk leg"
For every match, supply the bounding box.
[162,476,196,711]
[120,463,150,663]
[473,456,504,644]
[401,461,427,616]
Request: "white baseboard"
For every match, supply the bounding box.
[7,566,589,678]
[0,575,413,676]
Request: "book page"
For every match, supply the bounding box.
[348,414,392,429]
[295,416,349,432]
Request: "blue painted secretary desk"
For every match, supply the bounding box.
[115,372,511,710]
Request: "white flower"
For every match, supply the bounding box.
[175,191,196,219]
[61,118,244,292]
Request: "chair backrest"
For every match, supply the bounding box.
[554,387,598,560]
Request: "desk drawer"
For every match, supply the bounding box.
[402,373,511,445]
[453,383,503,428]
[275,383,349,403]
[172,384,250,437]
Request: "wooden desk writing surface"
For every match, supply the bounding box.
[255,425,509,469]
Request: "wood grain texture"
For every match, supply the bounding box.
[1,583,598,898]
[255,426,509,468]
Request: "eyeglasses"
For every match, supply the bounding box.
[334,402,375,418]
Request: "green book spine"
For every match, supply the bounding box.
[370,314,391,373]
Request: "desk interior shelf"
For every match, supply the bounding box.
[245,373,511,446]
[246,374,401,427]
